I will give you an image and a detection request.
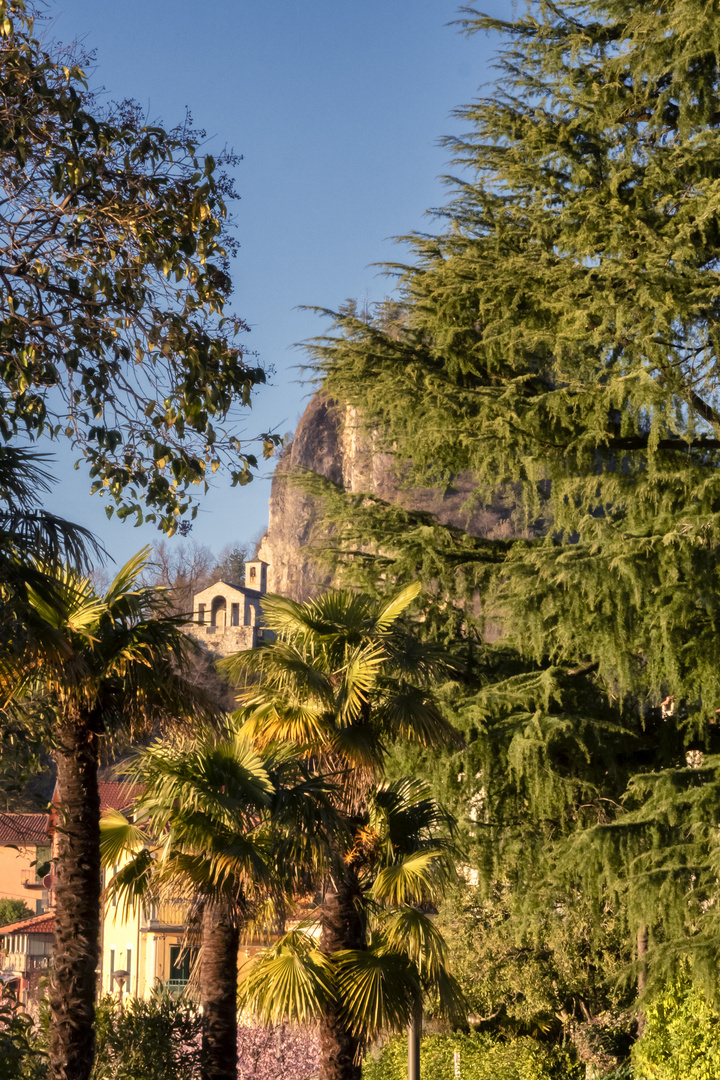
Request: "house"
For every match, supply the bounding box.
[188,559,269,656]
[99,774,269,1001]
[96,780,180,1000]
[0,911,54,1005]
[0,813,52,915]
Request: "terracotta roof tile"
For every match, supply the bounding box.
[98,782,143,813]
[0,912,55,935]
[0,813,49,844]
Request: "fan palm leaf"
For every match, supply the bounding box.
[238,931,336,1025]
[382,908,449,979]
[371,849,456,907]
[334,947,420,1037]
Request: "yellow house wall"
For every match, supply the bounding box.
[101,894,142,998]
[0,844,45,911]
[100,894,191,999]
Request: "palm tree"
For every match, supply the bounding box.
[0,446,102,687]
[101,720,338,1080]
[238,777,465,1079]
[13,547,217,1080]
[220,585,463,1080]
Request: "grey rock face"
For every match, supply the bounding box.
[257,393,512,601]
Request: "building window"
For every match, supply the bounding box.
[35,844,51,881]
[198,603,205,624]
[110,949,115,979]
[169,945,197,985]
[231,603,239,627]
[126,949,132,986]
[249,566,256,582]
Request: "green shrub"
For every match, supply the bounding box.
[363,1031,582,1080]
[91,991,201,1080]
[0,989,46,1080]
[632,978,720,1080]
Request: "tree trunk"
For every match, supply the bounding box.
[201,900,240,1080]
[49,714,101,1080]
[636,923,648,1036]
[319,864,365,1080]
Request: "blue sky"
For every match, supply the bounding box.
[39,0,506,567]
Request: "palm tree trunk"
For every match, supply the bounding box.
[319,864,365,1080]
[201,900,240,1080]
[49,714,101,1080]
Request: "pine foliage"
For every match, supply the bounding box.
[295,0,720,1012]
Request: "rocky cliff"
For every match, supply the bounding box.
[257,393,513,600]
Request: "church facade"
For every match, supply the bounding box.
[187,558,269,657]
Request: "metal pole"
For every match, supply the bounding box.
[408,996,422,1080]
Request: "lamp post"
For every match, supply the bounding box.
[112,968,129,1011]
[408,996,422,1080]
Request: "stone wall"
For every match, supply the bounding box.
[186,622,258,658]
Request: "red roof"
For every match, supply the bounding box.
[98,782,144,814]
[0,813,50,845]
[0,912,55,935]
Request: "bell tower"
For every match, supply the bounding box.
[244,559,268,593]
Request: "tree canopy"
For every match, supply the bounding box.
[0,1,275,533]
[297,0,720,1032]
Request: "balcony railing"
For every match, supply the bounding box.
[20,871,44,890]
[164,978,198,1000]
[1,953,51,974]
[141,901,188,929]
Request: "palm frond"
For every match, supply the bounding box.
[335,642,387,725]
[103,546,153,608]
[99,809,149,865]
[371,849,456,906]
[376,684,464,748]
[430,965,468,1024]
[334,947,419,1037]
[370,778,459,855]
[374,582,422,631]
[104,848,156,921]
[329,723,385,774]
[382,907,449,979]
[236,699,333,748]
[238,930,336,1024]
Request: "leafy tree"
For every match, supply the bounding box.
[101,721,336,1080]
[0,1,275,533]
[298,0,720,1006]
[210,544,248,586]
[0,986,46,1080]
[0,898,32,925]
[8,548,218,1080]
[221,587,462,1080]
